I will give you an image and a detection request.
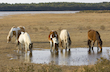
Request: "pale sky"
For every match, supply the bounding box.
[0,0,110,4]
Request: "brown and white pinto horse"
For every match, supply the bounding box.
[7,26,25,43]
[88,30,103,52]
[48,30,59,52]
[59,29,71,51]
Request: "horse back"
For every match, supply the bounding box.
[24,32,31,43]
[60,29,68,40]
[18,26,25,32]
[88,30,100,41]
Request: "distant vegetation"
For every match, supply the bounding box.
[79,10,110,13]
[0,2,110,11]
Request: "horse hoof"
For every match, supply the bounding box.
[88,49,91,52]
[50,50,52,52]
[61,49,63,52]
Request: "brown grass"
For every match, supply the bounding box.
[0,13,110,71]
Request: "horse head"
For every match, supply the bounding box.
[68,37,71,47]
[7,35,11,43]
[98,39,103,51]
[52,37,59,52]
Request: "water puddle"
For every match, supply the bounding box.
[8,47,110,66]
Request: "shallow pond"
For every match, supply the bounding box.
[8,47,110,66]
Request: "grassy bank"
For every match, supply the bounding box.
[79,10,110,13]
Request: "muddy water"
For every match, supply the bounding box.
[8,47,110,66]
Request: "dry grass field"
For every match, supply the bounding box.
[0,13,110,71]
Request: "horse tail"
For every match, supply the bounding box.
[16,41,20,47]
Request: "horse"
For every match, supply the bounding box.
[7,26,25,43]
[87,30,103,52]
[59,29,71,51]
[48,30,59,52]
[17,32,33,53]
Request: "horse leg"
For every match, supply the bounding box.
[53,43,55,52]
[16,40,20,46]
[25,44,28,53]
[65,43,67,51]
[68,43,70,51]
[92,41,95,50]
[97,41,99,51]
[60,40,63,51]
[50,41,53,52]
[21,44,24,51]
[64,39,67,51]
[67,41,69,50]
[88,39,91,51]
[68,38,71,51]
[67,40,70,51]
[16,41,20,52]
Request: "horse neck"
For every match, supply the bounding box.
[8,30,13,37]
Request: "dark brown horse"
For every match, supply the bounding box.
[87,30,103,51]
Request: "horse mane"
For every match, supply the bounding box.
[96,31,100,37]
[96,31,101,40]
[48,30,58,40]
[53,31,58,37]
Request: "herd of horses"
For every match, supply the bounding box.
[7,26,103,54]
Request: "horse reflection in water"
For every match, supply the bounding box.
[50,50,71,65]
[88,50,102,65]
[61,50,71,65]
[25,52,32,63]
[50,51,59,64]
[17,50,32,63]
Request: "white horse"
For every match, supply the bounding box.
[7,26,25,43]
[48,30,59,52]
[17,32,33,53]
[60,29,71,51]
